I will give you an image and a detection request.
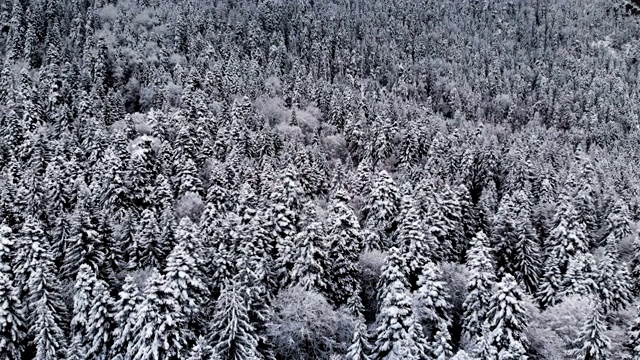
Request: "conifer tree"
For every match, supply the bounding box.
[396,194,433,289]
[112,275,144,360]
[568,301,611,360]
[346,292,371,360]
[209,281,260,360]
[362,171,400,245]
[326,189,362,305]
[372,246,418,360]
[597,249,632,313]
[128,271,187,360]
[626,305,640,360]
[67,265,97,359]
[290,205,329,293]
[483,274,529,358]
[137,208,163,269]
[463,231,497,340]
[27,256,67,360]
[0,272,26,360]
[86,279,114,360]
[164,240,209,340]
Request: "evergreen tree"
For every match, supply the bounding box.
[396,194,433,289]
[326,189,362,305]
[111,275,144,360]
[86,279,113,360]
[67,265,97,360]
[483,274,529,358]
[372,246,418,360]
[164,240,209,340]
[128,271,187,360]
[568,301,611,360]
[0,272,26,360]
[290,204,329,293]
[209,281,260,360]
[626,305,640,360]
[137,208,163,269]
[27,259,67,360]
[596,250,632,313]
[362,171,400,246]
[463,231,496,340]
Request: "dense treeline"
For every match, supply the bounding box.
[1,0,640,359]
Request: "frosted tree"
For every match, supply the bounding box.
[164,240,209,339]
[86,279,114,360]
[0,272,26,360]
[596,250,632,313]
[27,261,67,360]
[462,231,496,340]
[372,246,418,360]
[326,189,362,305]
[187,336,219,360]
[568,301,611,360]
[290,205,330,293]
[396,194,433,289]
[483,274,529,358]
[414,262,452,334]
[137,208,163,269]
[346,291,371,360]
[209,281,260,360]
[626,305,640,359]
[561,253,598,298]
[111,275,145,360]
[361,170,400,246]
[128,271,187,360]
[67,265,98,360]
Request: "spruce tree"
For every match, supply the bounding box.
[128,271,187,360]
[372,246,418,360]
[326,189,362,305]
[137,208,163,269]
[361,170,400,246]
[86,279,114,360]
[0,272,26,360]
[396,194,433,289]
[112,275,145,360]
[209,281,260,360]
[483,274,529,358]
[626,305,640,360]
[568,301,611,360]
[462,231,496,340]
[290,205,330,293]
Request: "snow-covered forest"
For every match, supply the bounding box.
[2,0,640,359]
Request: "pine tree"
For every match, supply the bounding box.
[568,301,611,360]
[431,321,454,360]
[188,336,219,360]
[0,272,26,360]
[414,262,452,333]
[463,231,496,340]
[209,281,260,360]
[483,274,529,358]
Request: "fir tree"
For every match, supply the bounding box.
[463,231,496,340]
[483,274,529,358]
[111,275,145,360]
[626,305,640,360]
[326,189,362,305]
[128,271,187,360]
[290,205,330,293]
[0,272,26,360]
[209,281,260,360]
[137,208,163,269]
[568,301,611,360]
[396,194,433,289]
[362,170,399,246]
[372,246,418,360]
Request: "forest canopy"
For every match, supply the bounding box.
[1,0,640,359]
